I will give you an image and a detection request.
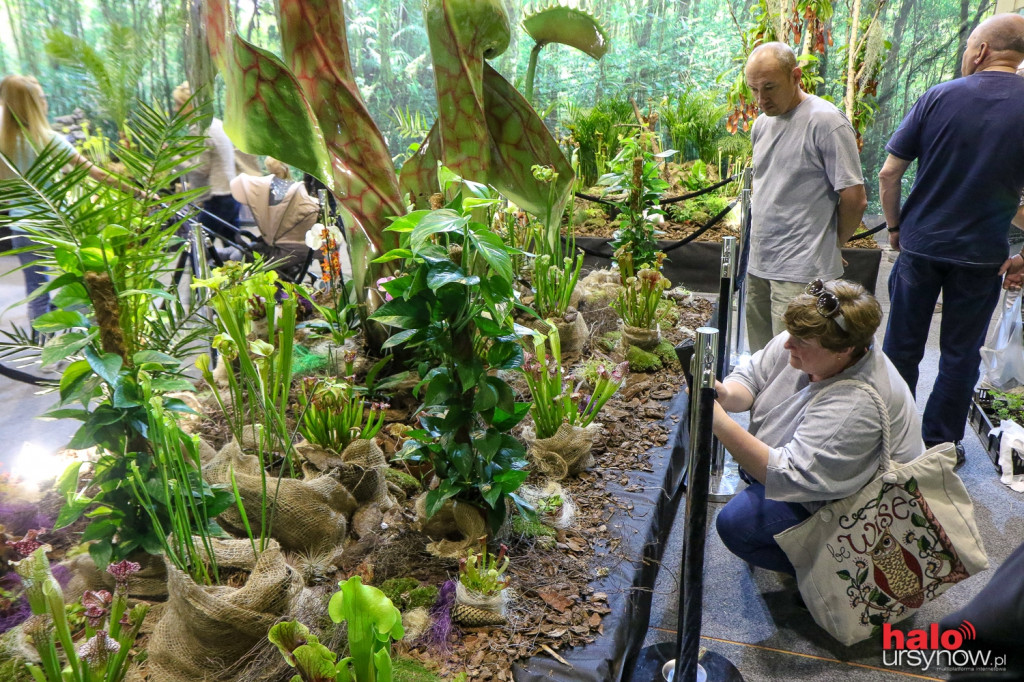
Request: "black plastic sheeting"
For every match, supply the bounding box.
[513,388,691,682]
[574,238,882,295]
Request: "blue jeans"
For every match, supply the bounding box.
[199,194,241,243]
[12,234,51,321]
[715,482,811,575]
[882,251,1001,444]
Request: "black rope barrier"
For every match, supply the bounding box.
[847,220,886,242]
[574,173,740,209]
[564,198,739,261]
[0,361,50,386]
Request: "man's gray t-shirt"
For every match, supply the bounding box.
[748,95,863,282]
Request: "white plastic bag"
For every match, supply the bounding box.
[980,288,1024,390]
[989,419,1024,493]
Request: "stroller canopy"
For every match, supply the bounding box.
[229,173,319,247]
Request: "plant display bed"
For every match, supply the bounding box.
[575,237,882,294]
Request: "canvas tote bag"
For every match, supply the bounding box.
[774,380,989,646]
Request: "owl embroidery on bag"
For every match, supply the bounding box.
[868,527,924,608]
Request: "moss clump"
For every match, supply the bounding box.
[379,578,439,611]
[653,340,679,369]
[595,331,621,353]
[392,657,444,681]
[626,344,663,372]
[511,516,557,538]
[384,467,422,495]
[379,577,419,605]
[407,585,439,610]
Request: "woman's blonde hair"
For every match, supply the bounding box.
[0,75,52,163]
[783,279,881,352]
[172,82,192,110]
[264,157,290,180]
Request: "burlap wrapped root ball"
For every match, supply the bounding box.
[522,422,602,480]
[63,552,168,602]
[620,323,661,351]
[204,439,355,556]
[139,538,302,682]
[545,310,589,357]
[414,494,487,559]
[578,268,622,306]
[297,438,395,510]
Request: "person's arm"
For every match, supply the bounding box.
[878,154,911,251]
[68,150,140,195]
[715,380,755,413]
[836,183,868,245]
[712,402,770,483]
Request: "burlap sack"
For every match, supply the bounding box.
[522,422,602,479]
[414,494,487,559]
[549,311,588,356]
[337,439,395,509]
[142,538,302,682]
[204,439,354,555]
[63,551,168,602]
[620,323,661,351]
[578,268,622,306]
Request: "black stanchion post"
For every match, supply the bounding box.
[630,328,743,682]
[733,168,753,364]
[709,237,741,502]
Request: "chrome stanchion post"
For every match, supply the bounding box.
[709,237,741,502]
[732,168,753,367]
[189,220,211,307]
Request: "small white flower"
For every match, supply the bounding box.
[305,223,326,250]
[325,223,344,245]
[643,209,665,225]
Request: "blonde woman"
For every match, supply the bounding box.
[0,75,126,321]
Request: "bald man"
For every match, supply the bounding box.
[880,14,1024,466]
[743,43,867,352]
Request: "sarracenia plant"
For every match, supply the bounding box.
[459,538,510,596]
[612,266,673,329]
[16,547,148,682]
[193,259,298,554]
[521,325,627,439]
[532,251,583,320]
[269,576,403,682]
[298,375,389,452]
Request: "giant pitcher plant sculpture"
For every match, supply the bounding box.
[202,0,607,325]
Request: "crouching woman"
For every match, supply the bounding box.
[713,279,924,574]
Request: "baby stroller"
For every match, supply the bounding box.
[230,173,320,283]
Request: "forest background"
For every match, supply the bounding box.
[0,0,999,212]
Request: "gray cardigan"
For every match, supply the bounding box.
[725,332,925,509]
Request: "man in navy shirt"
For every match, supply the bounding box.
[879,13,1024,465]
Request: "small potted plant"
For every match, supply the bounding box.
[612,249,672,351]
[453,538,510,627]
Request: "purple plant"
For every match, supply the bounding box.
[0,501,54,536]
[0,573,29,635]
[423,579,458,653]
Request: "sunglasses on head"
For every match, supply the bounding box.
[805,279,848,332]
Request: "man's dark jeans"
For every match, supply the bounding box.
[199,194,241,243]
[882,251,1002,444]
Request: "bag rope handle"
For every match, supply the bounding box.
[808,378,892,472]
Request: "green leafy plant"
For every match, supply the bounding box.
[521,326,627,440]
[564,97,635,188]
[370,171,532,532]
[536,494,564,516]
[458,538,510,597]
[269,576,403,682]
[599,134,674,270]
[15,547,148,682]
[991,391,1024,423]
[613,265,673,330]
[658,88,728,164]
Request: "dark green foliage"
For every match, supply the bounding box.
[378,578,440,612]
[370,176,533,532]
[565,97,636,187]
